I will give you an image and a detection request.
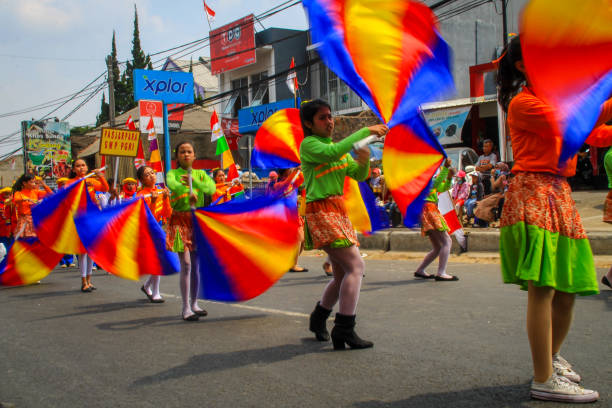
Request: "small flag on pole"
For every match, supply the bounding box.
[203,0,215,21]
[126,115,137,131]
[211,110,223,142]
[134,139,146,170]
[286,57,298,95]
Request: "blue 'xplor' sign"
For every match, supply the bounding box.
[238,99,295,133]
[133,69,194,104]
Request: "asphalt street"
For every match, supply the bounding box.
[1,255,610,408]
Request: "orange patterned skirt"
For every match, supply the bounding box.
[304,195,358,250]
[500,172,586,238]
[166,211,194,252]
[604,190,612,224]
[14,214,36,239]
[420,202,449,236]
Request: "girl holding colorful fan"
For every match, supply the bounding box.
[300,99,387,350]
[414,159,458,281]
[67,159,108,292]
[211,169,242,205]
[497,36,612,403]
[166,141,215,321]
[137,165,172,303]
[12,174,53,239]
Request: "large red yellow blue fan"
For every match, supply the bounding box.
[0,238,63,286]
[193,194,300,302]
[74,198,179,280]
[32,179,98,254]
[252,108,302,168]
[520,0,612,164]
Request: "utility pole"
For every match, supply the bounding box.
[105,55,119,189]
[502,0,508,47]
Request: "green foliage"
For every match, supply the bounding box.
[96,93,109,127]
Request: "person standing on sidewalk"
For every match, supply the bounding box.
[300,99,388,350]
[602,146,612,289]
[497,35,612,403]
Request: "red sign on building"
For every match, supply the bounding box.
[209,14,256,75]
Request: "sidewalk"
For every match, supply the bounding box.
[355,190,612,260]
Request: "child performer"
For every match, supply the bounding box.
[137,165,172,303]
[12,174,53,239]
[56,177,76,268]
[300,99,388,350]
[497,36,612,403]
[67,159,108,292]
[166,141,215,321]
[0,187,13,250]
[211,169,242,205]
[414,159,458,281]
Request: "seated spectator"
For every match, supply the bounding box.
[465,171,484,226]
[475,139,498,195]
[369,168,382,194]
[451,170,469,220]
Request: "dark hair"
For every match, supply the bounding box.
[72,158,87,169]
[496,36,525,112]
[212,169,225,180]
[174,141,195,160]
[483,138,494,145]
[136,165,152,182]
[299,99,331,136]
[13,174,35,192]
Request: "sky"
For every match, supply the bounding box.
[0,0,308,158]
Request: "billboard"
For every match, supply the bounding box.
[238,99,295,133]
[422,106,471,146]
[21,119,71,181]
[133,69,194,104]
[210,14,256,75]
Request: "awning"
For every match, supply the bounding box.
[78,138,100,158]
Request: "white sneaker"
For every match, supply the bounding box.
[531,374,598,403]
[553,353,581,383]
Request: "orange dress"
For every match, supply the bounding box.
[13,188,51,238]
[137,187,172,224]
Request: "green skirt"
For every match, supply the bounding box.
[499,172,598,296]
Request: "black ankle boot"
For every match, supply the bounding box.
[309,301,332,341]
[331,313,373,350]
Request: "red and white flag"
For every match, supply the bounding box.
[126,115,137,130]
[210,110,223,142]
[286,57,298,95]
[203,0,215,21]
[134,140,146,170]
[438,191,467,250]
[146,116,157,141]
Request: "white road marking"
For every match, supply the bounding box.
[159,293,309,318]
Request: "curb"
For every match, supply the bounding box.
[357,229,612,256]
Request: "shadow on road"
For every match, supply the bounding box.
[580,290,612,311]
[361,279,431,292]
[32,299,154,321]
[353,382,533,408]
[131,339,327,387]
[96,313,269,331]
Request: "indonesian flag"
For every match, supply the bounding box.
[134,139,146,170]
[438,191,467,250]
[203,0,215,20]
[145,116,156,140]
[210,110,223,142]
[126,115,137,130]
[286,57,298,95]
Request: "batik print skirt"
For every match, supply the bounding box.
[304,195,358,250]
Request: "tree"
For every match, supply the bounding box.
[124,4,152,110]
[96,92,109,126]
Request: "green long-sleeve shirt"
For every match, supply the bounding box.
[605,146,612,189]
[300,127,371,202]
[425,166,451,204]
[166,168,215,211]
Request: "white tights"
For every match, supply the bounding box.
[319,245,365,316]
[79,254,94,278]
[416,230,452,276]
[179,249,203,317]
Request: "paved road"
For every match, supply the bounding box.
[1,256,610,408]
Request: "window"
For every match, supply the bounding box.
[316,63,362,112]
[227,77,248,117]
[250,72,269,106]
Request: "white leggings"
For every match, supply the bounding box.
[79,254,94,278]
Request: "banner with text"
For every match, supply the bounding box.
[99,128,141,157]
[209,15,256,75]
[21,119,71,181]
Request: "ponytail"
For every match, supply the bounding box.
[496,36,525,112]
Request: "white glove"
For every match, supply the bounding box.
[352,135,385,152]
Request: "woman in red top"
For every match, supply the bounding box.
[12,174,53,238]
[136,165,172,303]
[497,36,612,403]
[68,159,108,292]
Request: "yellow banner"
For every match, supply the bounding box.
[99,128,141,157]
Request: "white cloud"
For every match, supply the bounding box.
[13,0,83,31]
